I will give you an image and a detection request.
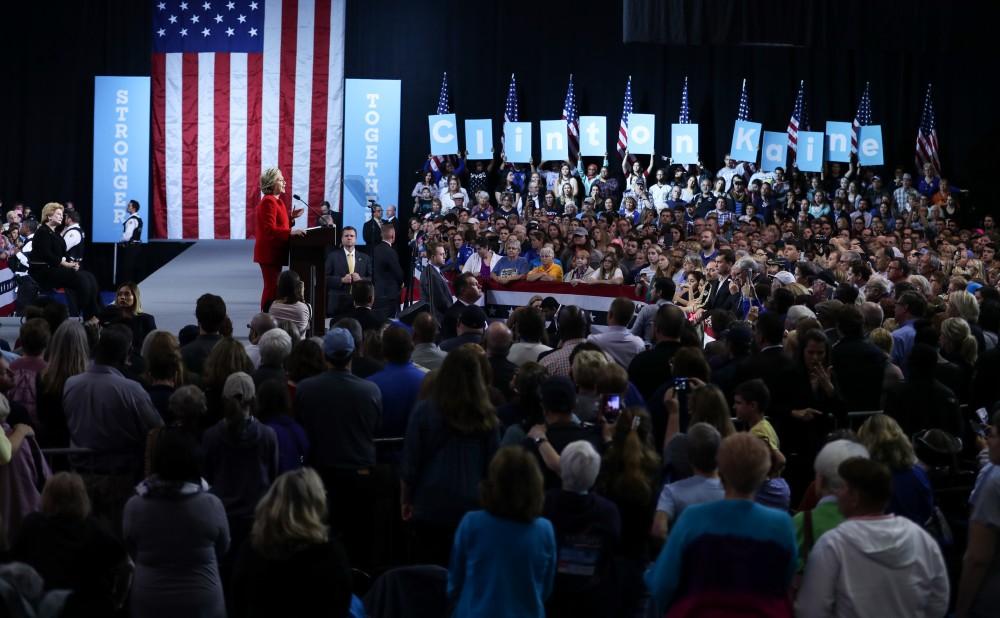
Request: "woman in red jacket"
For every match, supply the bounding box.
[254,168,304,310]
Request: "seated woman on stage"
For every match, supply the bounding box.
[29,202,101,322]
[268,270,312,340]
[115,281,157,350]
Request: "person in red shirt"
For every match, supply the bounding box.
[253,168,304,310]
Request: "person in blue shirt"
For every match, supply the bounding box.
[367,326,426,442]
[645,433,797,617]
[491,237,531,285]
[448,446,556,618]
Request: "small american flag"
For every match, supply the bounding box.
[617,76,634,159]
[678,76,690,123]
[915,83,940,175]
[504,73,519,123]
[737,78,751,121]
[151,0,345,239]
[430,72,451,173]
[501,73,518,157]
[851,82,873,155]
[787,80,806,153]
[562,74,579,164]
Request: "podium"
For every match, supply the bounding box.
[290,226,337,335]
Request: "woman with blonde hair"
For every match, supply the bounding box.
[231,468,352,618]
[939,317,977,398]
[253,167,305,311]
[28,202,102,321]
[587,254,625,284]
[857,414,933,525]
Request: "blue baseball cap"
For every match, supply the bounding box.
[323,327,355,359]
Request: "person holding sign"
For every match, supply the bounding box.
[253,168,305,311]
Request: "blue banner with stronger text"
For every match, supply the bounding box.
[343,79,401,245]
[92,76,150,243]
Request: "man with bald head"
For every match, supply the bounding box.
[485,321,517,401]
[246,312,277,368]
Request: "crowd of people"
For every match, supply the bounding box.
[0,149,996,617]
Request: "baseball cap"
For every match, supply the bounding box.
[540,376,576,413]
[902,173,913,180]
[786,305,817,327]
[967,282,984,294]
[572,228,588,237]
[459,305,487,330]
[772,271,796,285]
[223,372,255,401]
[323,327,355,359]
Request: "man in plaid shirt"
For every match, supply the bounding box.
[539,306,590,378]
[707,196,736,229]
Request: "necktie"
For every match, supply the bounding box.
[347,251,355,274]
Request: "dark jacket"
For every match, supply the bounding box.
[628,341,681,402]
[831,335,887,411]
[295,369,382,470]
[325,247,372,316]
[202,417,279,520]
[373,241,404,302]
[400,400,500,525]
[231,539,352,618]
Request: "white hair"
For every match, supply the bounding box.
[560,440,602,493]
[259,328,293,366]
[907,275,932,298]
[814,439,870,493]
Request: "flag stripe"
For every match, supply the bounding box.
[290,0,313,231]
[308,0,331,224]
[213,53,231,239]
[151,53,167,239]
[181,53,199,239]
[246,52,263,238]
[276,0,298,216]
[261,0,282,172]
[325,0,345,213]
[197,53,216,240]
[164,53,183,239]
[229,53,248,239]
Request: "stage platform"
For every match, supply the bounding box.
[0,240,262,345]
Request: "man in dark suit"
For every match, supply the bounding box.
[342,280,385,333]
[372,224,404,321]
[362,204,384,246]
[420,241,453,322]
[442,272,482,341]
[628,305,685,402]
[705,249,740,312]
[325,226,371,317]
[830,305,886,413]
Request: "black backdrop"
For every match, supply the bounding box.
[0,0,996,246]
[346,0,999,222]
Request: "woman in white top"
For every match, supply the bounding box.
[439,175,469,212]
[411,170,436,198]
[267,270,312,339]
[680,176,698,202]
[587,254,624,284]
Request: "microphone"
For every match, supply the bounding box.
[291,194,331,226]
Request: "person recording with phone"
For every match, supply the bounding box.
[525,376,605,490]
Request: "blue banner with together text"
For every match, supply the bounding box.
[343,79,401,245]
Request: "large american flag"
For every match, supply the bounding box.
[737,78,751,121]
[430,72,451,173]
[787,80,806,153]
[151,0,345,239]
[678,76,690,123]
[915,83,941,175]
[851,82,873,155]
[562,75,579,164]
[617,76,634,159]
